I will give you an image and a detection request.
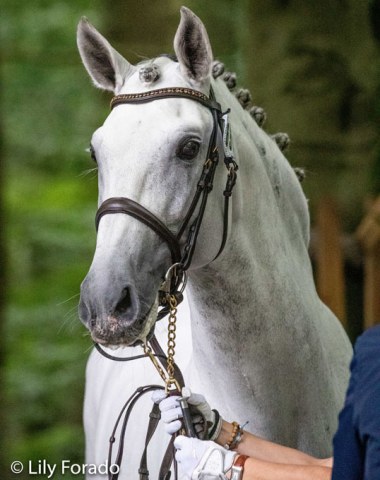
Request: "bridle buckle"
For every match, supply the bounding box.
[158,263,187,305]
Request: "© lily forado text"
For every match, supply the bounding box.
[28,460,119,477]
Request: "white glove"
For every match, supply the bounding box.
[174,435,237,480]
[152,390,183,434]
[152,388,222,439]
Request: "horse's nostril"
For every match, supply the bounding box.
[114,285,138,324]
[115,287,131,315]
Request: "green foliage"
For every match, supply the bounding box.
[1,0,379,476]
[1,0,105,476]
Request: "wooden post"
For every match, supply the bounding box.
[316,197,347,327]
[356,196,380,329]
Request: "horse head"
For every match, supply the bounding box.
[77,8,228,345]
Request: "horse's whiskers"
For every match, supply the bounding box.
[58,309,80,334]
[57,293,80,306]
[78,168,98,178]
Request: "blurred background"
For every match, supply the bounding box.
[1,0,379,478]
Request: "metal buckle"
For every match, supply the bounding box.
[159,262,187,296]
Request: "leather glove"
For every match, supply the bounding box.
[174,435,237,480]
[152,388,222,440]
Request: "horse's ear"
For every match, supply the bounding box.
[77,18,135,92]
[174,7,213,85]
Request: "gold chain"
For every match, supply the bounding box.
[166,294,178,381]
[143,293,180,393]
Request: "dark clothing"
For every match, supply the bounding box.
[332,325,380,480]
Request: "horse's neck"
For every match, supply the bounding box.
[187,234,318,357]
[186,82,322,383]
[185,224,322,425]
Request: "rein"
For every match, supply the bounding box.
[94,85,238,479]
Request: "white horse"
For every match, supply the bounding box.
[77,7,352,478]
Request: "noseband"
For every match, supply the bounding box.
[95,86,238,303]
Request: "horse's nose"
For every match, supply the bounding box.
[79,275,140,328]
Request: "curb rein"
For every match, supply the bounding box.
[94,86,238,479]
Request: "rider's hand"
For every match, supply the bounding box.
[174,435,236,480]
[152,390,184,434]
[152,388,222,439]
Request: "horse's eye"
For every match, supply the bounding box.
[89,144,97,163]
[177,140,200,160]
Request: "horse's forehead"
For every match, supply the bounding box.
[100,100,209,150]
[118,57,196,94]
[95,57,212,146]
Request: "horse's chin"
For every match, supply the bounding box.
[91,295,159,347]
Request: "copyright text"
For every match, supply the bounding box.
[10,460,119,477]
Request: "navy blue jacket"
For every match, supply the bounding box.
[332,325,380,479]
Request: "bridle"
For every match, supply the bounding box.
[93,86,238,480]
[95,86,238,310]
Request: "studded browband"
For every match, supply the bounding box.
[110,87,222,112]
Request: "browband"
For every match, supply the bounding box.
[110,87,221,112]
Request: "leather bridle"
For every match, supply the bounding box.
[92,86,238,480]
[95,86,238,309]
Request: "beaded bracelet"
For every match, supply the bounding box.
[224,421,240,450]
[224,421,249,450]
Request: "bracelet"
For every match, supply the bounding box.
[230,455,249,480]
[230,421,248,450]
[224,421,239,450]
[224,421,249,450]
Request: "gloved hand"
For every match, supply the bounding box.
[174,435,237,480]
[152,388,222,440]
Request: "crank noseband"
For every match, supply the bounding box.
[96,197,181,264]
